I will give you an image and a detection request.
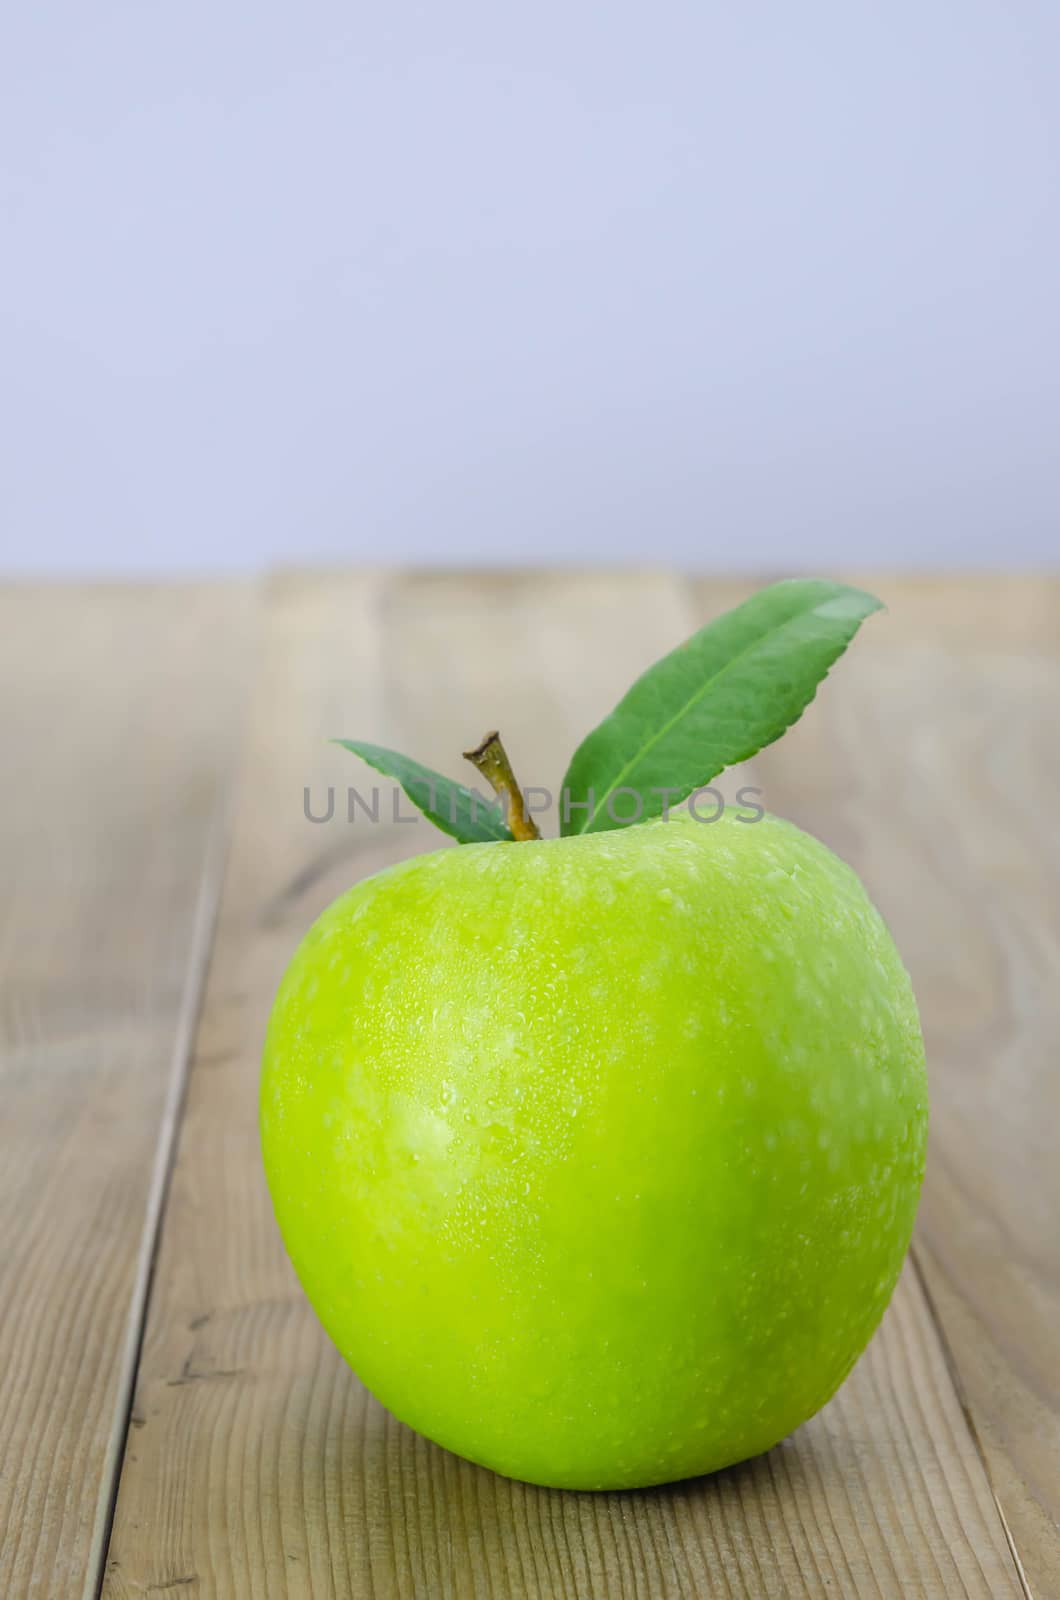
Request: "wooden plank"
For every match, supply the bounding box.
[0,583,253,1599]
[691,572,1058,1597]
[105,572,1028,1598]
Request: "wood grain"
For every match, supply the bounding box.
[691,574,1059,1599]
[0,583,253,1598]
[102,572,1036,1598]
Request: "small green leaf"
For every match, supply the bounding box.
[561,579,883,836]
[333,741,514,844]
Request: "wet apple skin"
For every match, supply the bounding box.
[261,810,927,1490]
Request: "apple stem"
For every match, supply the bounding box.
[463,731,541,841]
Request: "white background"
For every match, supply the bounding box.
[3,2,1059,573]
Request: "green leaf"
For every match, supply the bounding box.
[333,741,514,844]
[560,579,883,836]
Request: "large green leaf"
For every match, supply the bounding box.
[561,579,882,836]
[333,741,513,844]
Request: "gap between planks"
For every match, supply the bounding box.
[86,800,243,1600]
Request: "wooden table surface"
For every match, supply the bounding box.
[1,573,1056,1600]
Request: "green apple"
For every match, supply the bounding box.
[261,806,926,1490]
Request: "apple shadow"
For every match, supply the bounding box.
[275,1350,878,1597]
